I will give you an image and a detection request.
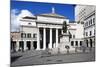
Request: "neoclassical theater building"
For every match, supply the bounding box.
[11,6,94,52]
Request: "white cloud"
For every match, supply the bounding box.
[16,10,34,24]
[11,9,34,32]
[11,9,20,32]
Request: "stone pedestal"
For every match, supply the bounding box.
[58,33,75,54]
[50,32,75,54]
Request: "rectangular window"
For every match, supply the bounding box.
[21,33,23,38]
[90,19,92,25]
[27,33,31,38]
[75,41,78,46]
[85,22,87,27]
[86,22,88,27]
[84,23,86,27]
[93,18,95,24]
[94,29,95,35]
[73,35,75,38]
[89,20,91,25]
[33,34,37,38]
[80,41,82,46]
[86,32,88,36]
[90,31,92,36]
[71,41,74,46]
[69,34,72,38]
[21,33,26,38]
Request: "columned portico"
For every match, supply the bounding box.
[36,22,63,50]
[36,26,61,50]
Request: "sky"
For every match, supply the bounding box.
[11,0,76,32]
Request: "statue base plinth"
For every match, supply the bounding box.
[49,33,75,54]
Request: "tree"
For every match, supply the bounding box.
[62,21,67,33]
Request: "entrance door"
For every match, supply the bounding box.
[27,41,31,50]
[11,41,16,51]
[90,39,92,47]
[33,41,37,50]
[19,41,24,51]
[86,40,88,47]
[46,28,49,49]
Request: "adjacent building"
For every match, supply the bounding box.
[75,5,96,48]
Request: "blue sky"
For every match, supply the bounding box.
[11,0,75,21]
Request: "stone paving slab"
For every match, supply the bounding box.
[11,50,95,67]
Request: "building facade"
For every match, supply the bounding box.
[11,7,85,52]
[75,5,96,48]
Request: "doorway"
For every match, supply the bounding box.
[27,41,31,50]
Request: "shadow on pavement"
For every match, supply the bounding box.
[11,56,22,63]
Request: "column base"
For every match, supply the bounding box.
[49,43,52,49]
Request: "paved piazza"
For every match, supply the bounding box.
[11,48,95,67]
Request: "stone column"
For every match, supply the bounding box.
[31,41,33,50]
[56,29,58,48]
[16,41,19,51]
[74,41,75,47]
[37,28,40,50]
[43,28,46,50]
[24,41,27,51]
[88,40,90,47]
[32,41,34,49]
[49,28,52,49]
